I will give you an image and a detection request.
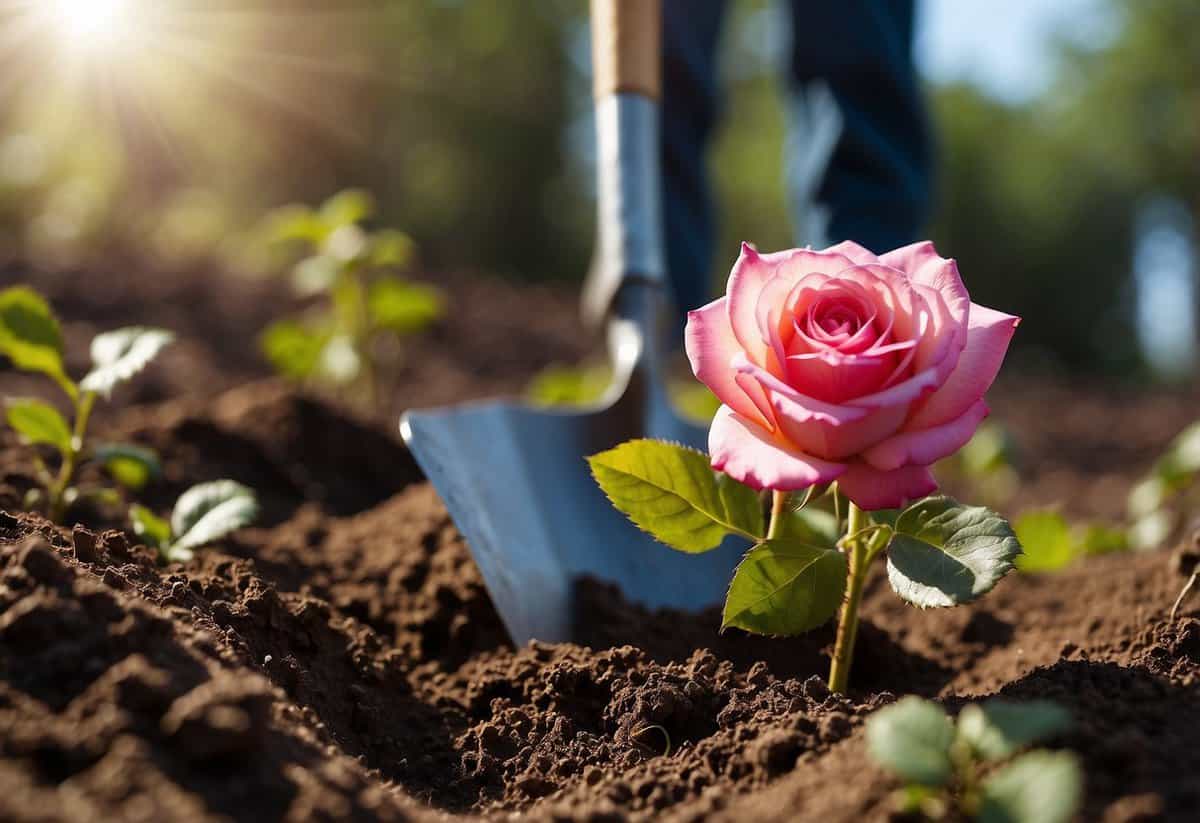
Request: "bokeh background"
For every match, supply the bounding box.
[0,0,1195,378]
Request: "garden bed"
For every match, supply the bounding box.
[0,264,1197,821]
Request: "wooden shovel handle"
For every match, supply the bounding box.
[590,0,661,100]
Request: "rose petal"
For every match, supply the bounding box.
[784,349,896,404]
[728,244,855,364]
[836,463,938,511]
[861,399,989,471]
[773,389,909,460]
[881,241,970,331]
[734,353,868,425]
[685,298,777,431]
[907,304,1020,430]
[823,240,880,266]
[709,405,846,491]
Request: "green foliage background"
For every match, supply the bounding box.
[0,0,1195,375]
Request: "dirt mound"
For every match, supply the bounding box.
[1,264,1198,820]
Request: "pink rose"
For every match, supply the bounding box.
[684,241,1019,510]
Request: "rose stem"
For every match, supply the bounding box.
[767,489,789,540]
[828,500,869,694]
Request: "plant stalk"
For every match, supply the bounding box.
[829,500,869,694]
[47,391,95,523]
[766,489,789,540]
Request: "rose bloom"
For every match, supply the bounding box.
[685,241,1019,510]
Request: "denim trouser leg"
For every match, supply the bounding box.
[660,0,932,317]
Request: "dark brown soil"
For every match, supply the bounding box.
[1,263,1198,821]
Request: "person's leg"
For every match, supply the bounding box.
[785,0,933,253]
[661,0,728,316]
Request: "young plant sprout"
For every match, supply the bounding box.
[1127,419,1200,551]
[590,241,1022,693]
[0,286,172,522]
[260,189,444,409]
[866,696,1080,822]
[130,480,258,563]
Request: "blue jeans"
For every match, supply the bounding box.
[661,0,933,315]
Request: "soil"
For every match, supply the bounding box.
[1,262,1198,822]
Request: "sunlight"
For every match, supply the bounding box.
[48,0,132,49]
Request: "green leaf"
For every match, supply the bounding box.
[1167,421,1200,475]
[1129,510,1173,551]
[1078,523,1127,556]
[170,480,259,553]
[588,439,765,552]
[979,751,1082,823]
[368,277,443,335]
[865,697,955,787]
[0,286,73,394]
[6,398,72,452]
[130,503,172,549]
[960,422,1016,476]
[320,188,374,228]
[80,327,174,398]
[260,320,329,380]
[94,443,161,491]
[722,540,846,634]
[369,229,415,267]
[774,505,840,549]
[958,700,1073,761]
[266,204,326,245]
[1127,475,1169,519]
[290,255,341,296]
[527,363,611,407]
[1013,510,1076,573]
[670,381,721,423]
[886,496,1021,608]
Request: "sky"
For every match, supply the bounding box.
[916,0,1114,103]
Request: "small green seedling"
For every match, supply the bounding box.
[0,286,172,522]
[1126,419,1200,551]
[527,361,720,424]
[937,422,1020,508]
[260,189,443,409]
[866,696,1080,822]
[130,480,258,563]
[1014,509,1127,573]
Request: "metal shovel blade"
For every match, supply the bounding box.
[399,309,747,646]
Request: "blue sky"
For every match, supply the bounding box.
[916,0,1114,102]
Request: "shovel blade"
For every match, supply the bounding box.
[401,399,747,645]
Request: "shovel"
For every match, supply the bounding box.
[400,0,744,645]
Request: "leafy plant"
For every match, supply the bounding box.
[527,361,720,423]
[1014,509,1127,573]
[260,189,443,408]
[130,480,258,563]
[1126,420,1200,551]
[936,422,1019,509]
[588,440,1022,692]
[866,696,1081,822]
[0,286,172,522]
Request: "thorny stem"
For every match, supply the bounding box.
[1171,571,1198,620]
[829,501,870,694]
[767,489,789,540]
[47,390,95,523]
